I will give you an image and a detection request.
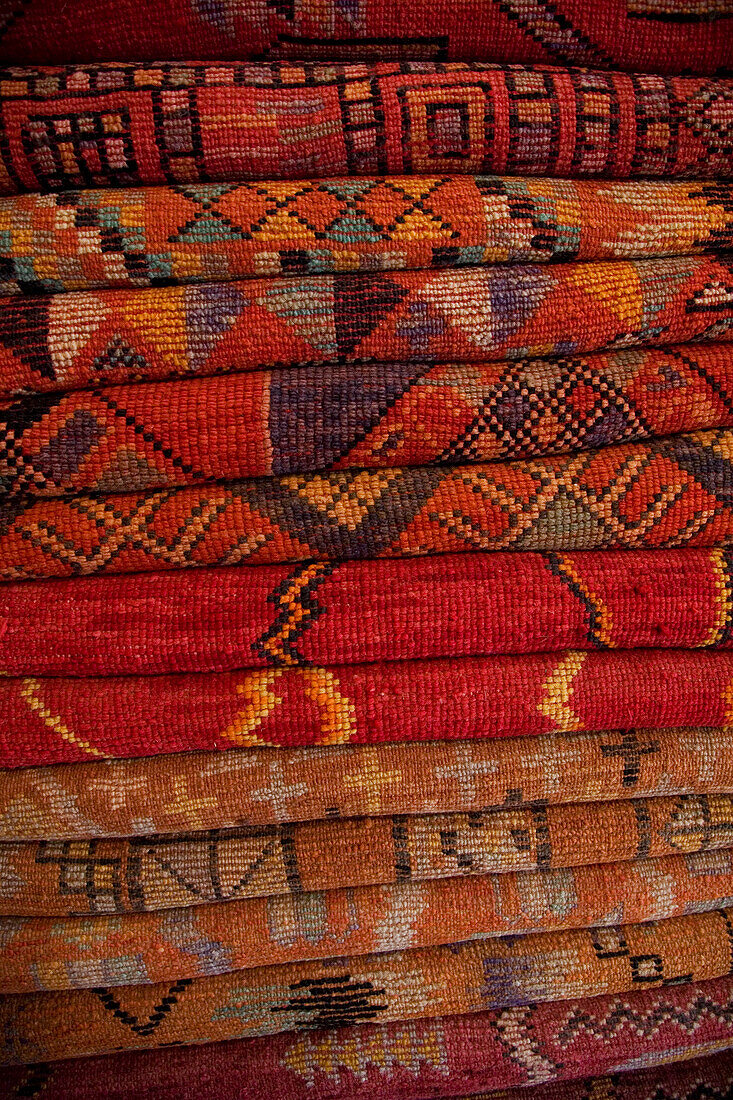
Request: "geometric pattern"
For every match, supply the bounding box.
[1,177,732,295]
[1,429,732,581]
[2,341,733,497]
[1,64,732,195]
[5,849,733,992]
[5,547,733,675]
[2,905,733,1060]
[3,979,733,1097]
[7,642,733,761]
[1,255,733,398]
[0,4,732,73]
[3,792,733,916]
[6,643,733,764]
[3,724,733,840]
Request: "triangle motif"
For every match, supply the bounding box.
[334,274,409,356]
[0,300,54,381]
[171,211,249,244]
[687,279,733,313]
[184,284,248,369]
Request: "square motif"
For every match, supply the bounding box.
[22,110,139,189]
[399,85,492,172]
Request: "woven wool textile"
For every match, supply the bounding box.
[6,793,733,917]
[7,851,733,993]
[7,551,733,677]
[3,178,733,296]
[10,645,733,765]
[5,342,733,498]
[22,645,733,762]
[2,0,731,71]
[3,430,732,582]
[4,727,733,840]
[2,258,732,399]
[4,906,733,1061]
[487,1054,733,1100]
[4,980,733,1100]
[2,65,732,195]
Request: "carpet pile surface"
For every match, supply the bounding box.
[3,5,733,1097]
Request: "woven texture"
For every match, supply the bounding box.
[2,0,732,70]
[6,793,732,917]
[2,65,732,195]
[4,342,733,498]
[6,550,733,678]
[7,642,733,766]
[2,258,733,399]
[4,727,733,840]
[3,980,733,1100]
[3,906,733,1061]
[2,431,733,582]
[483,1054,733,1100]
[4,14,733,1088]
[3,177,733,296]
[5,850,733,993]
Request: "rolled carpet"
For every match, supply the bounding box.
[4,178,733,297]
[10,645,733,770]
[5,792,732,917]
[5,977,733,1098]
[3,906,733,1061]
[3,726,733,840]
[2,0,732,71]
[1,65,732,195]
[2,257,732,398]
[7,551,733,678]
[10,645,733,765]
[3,430,733,582]
[6,850,733,993]
[464,1051,733,1100]
[4,341,733,498]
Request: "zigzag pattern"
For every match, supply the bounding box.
[3,342,733,497]
[1,178,731,294]
[558,993,733,1044]
[1,431,731,581]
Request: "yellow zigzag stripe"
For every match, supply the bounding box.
[19,679,105,758]
[537,652,587,730]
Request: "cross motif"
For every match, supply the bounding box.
[341,747,402,815]
[435,751,499,804]
[249,759,308,820]
[600,730,660,788]
[161,777,219,830]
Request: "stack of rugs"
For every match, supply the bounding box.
[0,3,733,1099]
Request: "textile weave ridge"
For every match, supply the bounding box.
[5,850,733,993]
[4,906,733,1061]
[4,981,733,1098]
[1,256,732,398]
[6,551,733,677]
[2,431,733,582]
[4,342,733,498]
[4,726,733,839]
[5,793,733,916]
[1,64,732,195]
[1,0,732,70]
[2,178,733,295]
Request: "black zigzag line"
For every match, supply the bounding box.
[93,978,192,1037]
[557,991,733,1045]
